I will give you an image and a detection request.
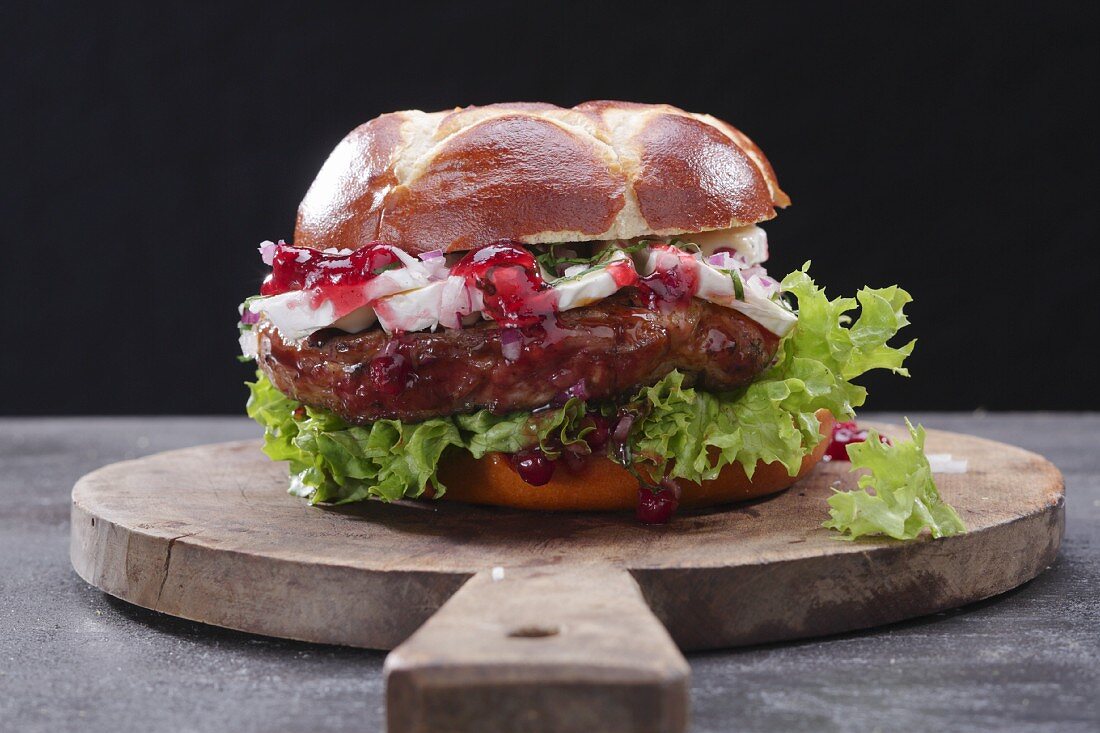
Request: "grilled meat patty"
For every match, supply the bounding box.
[258,293,780,423]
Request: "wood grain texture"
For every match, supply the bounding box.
[385,566,688,733]
[70,424,1064,652]
[68,422,1064,733]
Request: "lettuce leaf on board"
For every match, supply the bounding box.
[824,420,965,540]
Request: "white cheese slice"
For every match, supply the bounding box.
[238,329,259,360]
[552,250,635,311]
[637,245,796,337]
[332,305,378,333]
[373,280,446,333]
[372,273,492,333]
[439,276,482,329]
[247,253,433,340]
[700,267,797,337]
[680,225,769,264]
[247,290,339,341]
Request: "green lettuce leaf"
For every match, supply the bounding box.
[823,419,966,540]
[455,398,590,459]
[627,265,916,483]
[246,375,588,503]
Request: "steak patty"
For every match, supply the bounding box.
[258,293,781,423]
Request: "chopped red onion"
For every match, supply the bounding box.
[742,265,765,280]
[240,309,260,325]
[563,379,588,400]
[706,251,747,270]
[419,249,445,260]
[258,240,280,266]
[612,414,635,442]
[500,327,522,361]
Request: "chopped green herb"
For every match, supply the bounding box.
[729,270,745,300]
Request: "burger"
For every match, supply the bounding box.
[238,101,963,534]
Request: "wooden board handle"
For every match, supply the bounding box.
[384,565,689,733]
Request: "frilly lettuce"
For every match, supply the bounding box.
[628,266,915,483]
[246,376,590,504]
[246,264,961,540]
[824,420,965,540]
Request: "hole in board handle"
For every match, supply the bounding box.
[507,625,560,639]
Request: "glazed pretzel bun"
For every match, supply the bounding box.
[437,411,835,511]
[295,101,790,254]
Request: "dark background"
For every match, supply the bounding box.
[3,1,1096,415]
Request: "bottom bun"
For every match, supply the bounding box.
[437,410,836,511]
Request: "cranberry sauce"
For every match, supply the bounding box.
[505,409,616,486]
[636,480,681,524]
[607,257,640,288]
[509,448,556,486]
[580,414,611,450]
[369,353,414,397]
[637,245,700,310]
[452,241,558,327]
[823,420,892,461]
[258,240,705,333]
[260,242,401,308]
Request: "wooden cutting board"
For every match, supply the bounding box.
[70,424,1063,733]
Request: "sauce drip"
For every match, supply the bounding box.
[452,241,558,328]
[607,258,640,288]
[637,246,700,310]
[369,353,413,396]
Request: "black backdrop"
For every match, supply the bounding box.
[3,1,1096,415]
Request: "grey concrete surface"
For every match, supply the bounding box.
[0,414,1097,733]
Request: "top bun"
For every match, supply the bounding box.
[295,101,790,254]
